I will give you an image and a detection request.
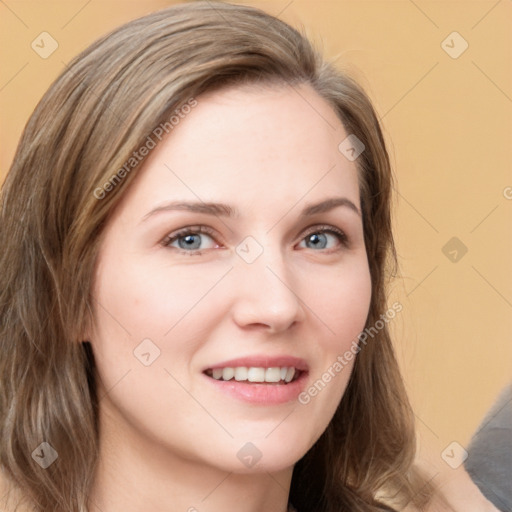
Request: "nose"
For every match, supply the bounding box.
[230,245,306,334]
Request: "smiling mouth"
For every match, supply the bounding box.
[204,366,302,384]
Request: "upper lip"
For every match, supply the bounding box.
[204,355,309,372]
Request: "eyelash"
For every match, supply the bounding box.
[160,225,349,256]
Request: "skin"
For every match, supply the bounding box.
[404,439,502,512]
[85,83,372,512]
[0,84,500,512]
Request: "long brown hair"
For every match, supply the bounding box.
[0,2,425,511]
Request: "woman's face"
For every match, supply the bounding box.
[89,83,372,473]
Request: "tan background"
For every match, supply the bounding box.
[1,0,511,462]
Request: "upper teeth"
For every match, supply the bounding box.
[210,367,296,383]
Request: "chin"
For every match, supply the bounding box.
[223,432,316,474]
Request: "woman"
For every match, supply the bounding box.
[0,2,497,511]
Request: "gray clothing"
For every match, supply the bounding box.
[465,383,512,512]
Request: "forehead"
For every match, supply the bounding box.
[115,83,361,219]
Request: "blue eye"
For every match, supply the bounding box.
[161,225,349,256]
[162,226,218,255]
[298,227,348,251]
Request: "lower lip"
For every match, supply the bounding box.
[203,372,308,404]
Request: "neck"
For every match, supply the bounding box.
[88,401,293,512]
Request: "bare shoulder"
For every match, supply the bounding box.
[405,458,502,512]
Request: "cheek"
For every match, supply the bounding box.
[299,258,371,426]
[88,256,213,437]
[315,258,372,350]
[92,254,225,340]
[89,253,233,387]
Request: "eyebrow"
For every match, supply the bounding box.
[141,196,361,222]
